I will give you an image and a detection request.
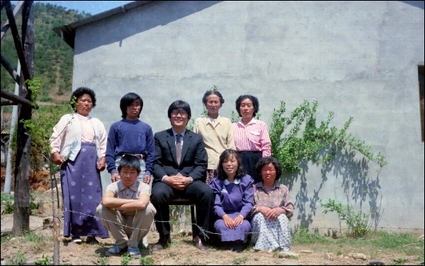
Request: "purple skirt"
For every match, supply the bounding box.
[60,143,109,238]
[214,213,251,242]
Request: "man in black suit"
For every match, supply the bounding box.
[151,100,214,251]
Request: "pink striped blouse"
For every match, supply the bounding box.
[232,118,271,157]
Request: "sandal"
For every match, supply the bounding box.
[127,246,141,257]
[71,237,82,244]
[105,245,126,256]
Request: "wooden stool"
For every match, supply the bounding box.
[168,198,198,238]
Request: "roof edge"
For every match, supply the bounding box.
[53,1,151,49]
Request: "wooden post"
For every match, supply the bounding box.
[50,169,60,264]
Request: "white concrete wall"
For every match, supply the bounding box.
[70,1,424,234]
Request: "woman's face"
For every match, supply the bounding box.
[261,163,277,183]
[239,98,254,119]
[75,94,93,116]
[222,154,239,177]
[205,94,222,117]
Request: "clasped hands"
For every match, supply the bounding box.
[163,173,191,190]
[223,214,244,229]
[258,206,285,221]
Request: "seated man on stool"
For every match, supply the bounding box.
[97,155,156,257]
[151,100,214,251]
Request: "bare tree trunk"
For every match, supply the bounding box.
[13,135,31,234]
[13,0,34,236]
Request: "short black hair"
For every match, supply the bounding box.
[167,100,192,120]
[70,87,96,109]
[202,89,225,105]
[255,156,283,181]
[120,92,143,119]
[235,94,259,117]
[216,149,246,180]
[117,155,141,174]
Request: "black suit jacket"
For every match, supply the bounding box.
[153,128,207,183]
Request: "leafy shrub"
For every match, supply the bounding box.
[1,193,14,214]
[1,193,42,215]
[35,254,51,265]
[270,100,387,172]
[320,198,370,238]
[8,250,27,265]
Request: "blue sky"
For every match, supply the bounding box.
[14,1,134,15]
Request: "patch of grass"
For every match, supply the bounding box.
[35,254,51,265]
[369,231,423,250]
[292,229,424,263]
[99,256,109,265]
[21,231,53,243]
[292,227,332,245]
[140,256,154,265]
[8,250,28,265]
[1,233,12,244]
[232,256,248,265]
[391,257,408,265]
[120,253,132,265]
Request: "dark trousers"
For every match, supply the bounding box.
[239,151,262,183]
[151,181,214,239]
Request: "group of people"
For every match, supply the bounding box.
[49,86,294,258]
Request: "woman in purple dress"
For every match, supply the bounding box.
[50,87,109,244]
[209,149,254,252]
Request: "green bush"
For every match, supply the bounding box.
[320,198,370,238]
[270,99,387,172]
[16,78,72,172]
[8,250,27,265]
[35,254,51,265]
[1,193,42,215]
[1,193,14,214]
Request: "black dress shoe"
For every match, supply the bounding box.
[152,235,171,251]
[193,236,208,251]
[232,241,244,253]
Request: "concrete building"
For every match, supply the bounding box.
[55,1,424,235]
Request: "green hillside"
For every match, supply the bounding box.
[1,2,90,104]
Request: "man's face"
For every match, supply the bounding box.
[119,166,138,187]
[170,108,189,128]
[126,99,141,120]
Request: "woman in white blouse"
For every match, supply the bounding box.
[50,87,109,244]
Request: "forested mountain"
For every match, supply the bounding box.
[1,2,91,104]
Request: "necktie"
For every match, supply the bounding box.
[176,134,182,164]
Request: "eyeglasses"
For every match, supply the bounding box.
[171,109,188,117]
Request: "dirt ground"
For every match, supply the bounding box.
[1,171,424,265]
[1,201,423,265]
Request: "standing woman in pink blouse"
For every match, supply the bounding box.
[232,95,271,183]
[50,87,109,244]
